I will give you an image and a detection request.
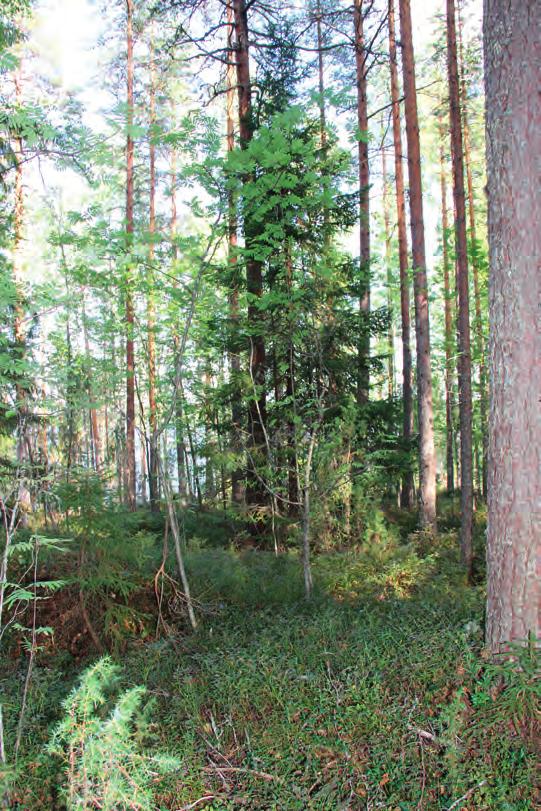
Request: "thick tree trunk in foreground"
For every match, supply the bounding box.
[125,0,136,510]
[447,0,473,577]
[354,0,370,405]
[232,0,267,507]
[484,0,541,652]
[398,0,437,528]
[388,0,414,508]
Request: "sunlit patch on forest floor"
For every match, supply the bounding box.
[1,510,539,810]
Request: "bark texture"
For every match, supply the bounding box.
[381,146,395,401]
[388,0,414,508]
[447,0,473,576]
[484,0,541,652]
[458,3,488,498]
[232,0,267,507]
[398,0,437,527]
[439,127,455,494]
[227,0,244,506]
[354,0,370,405]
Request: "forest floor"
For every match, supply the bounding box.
[1,500,539,810]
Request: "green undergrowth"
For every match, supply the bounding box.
[0,518,539,810]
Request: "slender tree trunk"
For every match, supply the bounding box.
[226,1,244,506]
[388,0,414,508]
[381,145,395,401]
[301,427,318,600]
[65,286,75,478]
[139,431,148,504]
[316,0,327,148]
[439,127,455,494]
[12,71,31,489]
[169,149,189,503]
[203,369,215,500]
[354,0,370,405]
[38,341,48,469]
[398,0,437,528]
[125,0,136,510]
[285,243,299,516]
[458,2,488,499]
[82,293,103,472]
[147,35,159,512]
[179,378,202,508]
[232,0,267,507]
[484,0,541,653]
[447,0,473,577]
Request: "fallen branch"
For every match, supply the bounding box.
[177,795,215,811]
[446,780,488,810]
[203,765,285,784]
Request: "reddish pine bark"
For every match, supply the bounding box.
[457,3,488,499]
[125,0,136,510]
[381,146,395,401]
[232,0,267,507]
[484,0,541,652]
[388,0,414,508]
[398,0,437,528]
[447,0,473,576]
[354,0,370,405]
[227,1,244,506]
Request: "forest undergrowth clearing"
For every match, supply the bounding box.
[1,513,539,810]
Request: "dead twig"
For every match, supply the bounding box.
[446,780,488,810]
[203,765,285,784]
[177,796,215,811]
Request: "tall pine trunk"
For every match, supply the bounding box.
[484,0,541,652]
[169,149,188,502]
[388,0,414,508]
[147,34,159,511]
[316,0,327,148]
[458,3,488,499]
[232,0,267,507]
[82,293,103,472]
[381,146,394,401]
[439,126,455,494]
[398,0,437,528]
[125,0,136,510]
[447,0,473,577]
[13,72,29,469]
[353,0,370,405]
[226,0,244,506]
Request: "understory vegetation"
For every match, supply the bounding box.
[0,491,538,810]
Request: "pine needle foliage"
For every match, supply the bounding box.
[48,657,178,811]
